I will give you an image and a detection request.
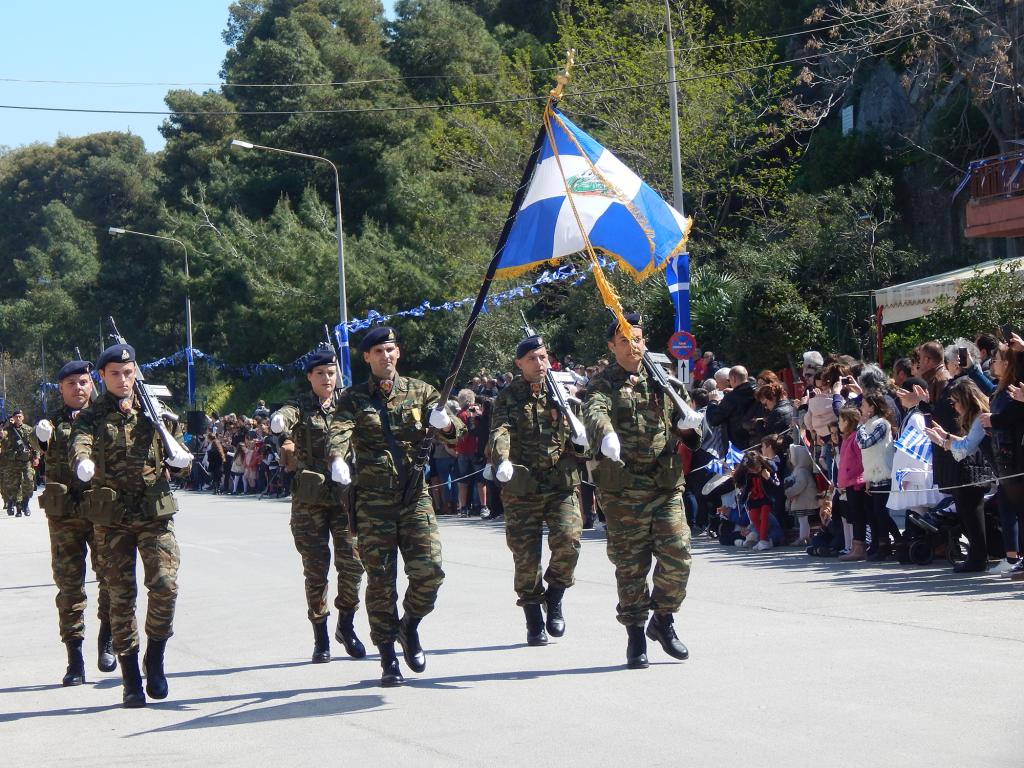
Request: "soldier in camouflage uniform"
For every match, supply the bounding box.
[35,360,117,686]
[270,344,365,665]
[488,335,585,646]
[582,313,700,669]
[327,326,463,687]
[69,343,192,708]
[1,409,37,517]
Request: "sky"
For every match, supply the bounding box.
[0,1,395,153]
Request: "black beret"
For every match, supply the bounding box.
[515,335,545,359]
[97,344,135,369]
[57,359,93,381]
[606,311,643,340]
[11,408,23,416]
[357,326,398,354]
[304,347,337,373]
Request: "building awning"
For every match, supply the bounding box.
[874,257,1023,325]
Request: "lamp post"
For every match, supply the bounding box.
[229,139,352,386]
[108,227,195,406]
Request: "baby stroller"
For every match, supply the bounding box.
[905,494,1003,565]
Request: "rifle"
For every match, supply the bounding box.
[7,420,30,459]
[106,317,193,467]
[75,346,98,403]
[323,325,345,391]
[605,308,701,429]
[519,311,588,448]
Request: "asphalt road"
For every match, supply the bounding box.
[1,491,1021,767]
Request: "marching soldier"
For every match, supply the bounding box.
[269,344,366,665]
[1,409,37,517]
[488,335,584,645]
[327,326,463,687]
[35,359,116,685]
[69,343,192,708]
[582,313,698,669]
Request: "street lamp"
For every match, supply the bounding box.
[108,227,195,406]
[229,138,352,386]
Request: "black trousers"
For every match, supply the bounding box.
[950,484,988,565]
[843,487,868,541]
[868,482,902,547]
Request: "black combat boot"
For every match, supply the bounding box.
[645,613,689,660]
[119,651,146,708]
[5,501,13,516]
[62,639,86,686]
[626,625,649,669]
[334,609,366,659]
[312,621,330,664]
[20,498,30,517]
[143,638,169,700]
[97,622,117,672]
[378,642,404,687]
[397,615,426,673]
[523,604,548,646]
[14,500,22,518]
[544,587,566,637]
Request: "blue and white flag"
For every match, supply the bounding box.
[726,443,745,468]
[496,107,691,280]
[665,254,691,333]
[894,427,932,464]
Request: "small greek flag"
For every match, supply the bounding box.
[706,458,725,475]
[726,443,744,468]
[894,427,932,464]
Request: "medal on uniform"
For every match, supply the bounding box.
[628,375,639,387]
[411,406,422,430]
[379,380,393,395]
[119,398,132,414]
[530,382,542,395]
[70,410,80,421]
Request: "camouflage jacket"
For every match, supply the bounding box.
[328,374,463,489]
[0,423,36,465]
[272,389,339,475]
[69,391,188,498]
[41,406,89,490]
[583,362,677,474]
[489,375,576,471]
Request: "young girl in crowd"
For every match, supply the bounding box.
[737,450,779,551]
[785,442,818,545]
[230,440,247,495]
[856,393,902,560]
[837,406,868,561]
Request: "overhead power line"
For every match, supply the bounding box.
[0,1,949,90]
[0,29,928,118]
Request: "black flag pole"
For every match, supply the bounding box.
[402,52,575,505]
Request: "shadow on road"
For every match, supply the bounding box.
[694,539,1024,601]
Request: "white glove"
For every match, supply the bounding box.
[429,407,452,431]
[571,429,590,450]
[676,407,703,431]
[35,419,53,442]
[495,460,514,483]
[270,413,287,434]
[164,446,193,469]
[482,464,495,481]
[76,458,95,482]
[600,432,621,462]
[331,457,351,485]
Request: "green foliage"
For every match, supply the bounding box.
[912,266,1024,346]
[725,277,824,370]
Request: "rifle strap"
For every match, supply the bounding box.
[369,392,408,491]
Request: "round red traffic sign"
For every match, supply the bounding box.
[668,330,697,361]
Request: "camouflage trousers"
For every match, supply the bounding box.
[95,516,180,655]
[503,488,582,606]
[0,460,34,505]
[290,501,363,624]
[598,479,692,627]
[356,487,444,645]
[47,516,111,642]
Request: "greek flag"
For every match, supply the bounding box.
[496,107,691,280]
[894,427,932,464]
[726,443,745,467]
[665,254,691,333]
